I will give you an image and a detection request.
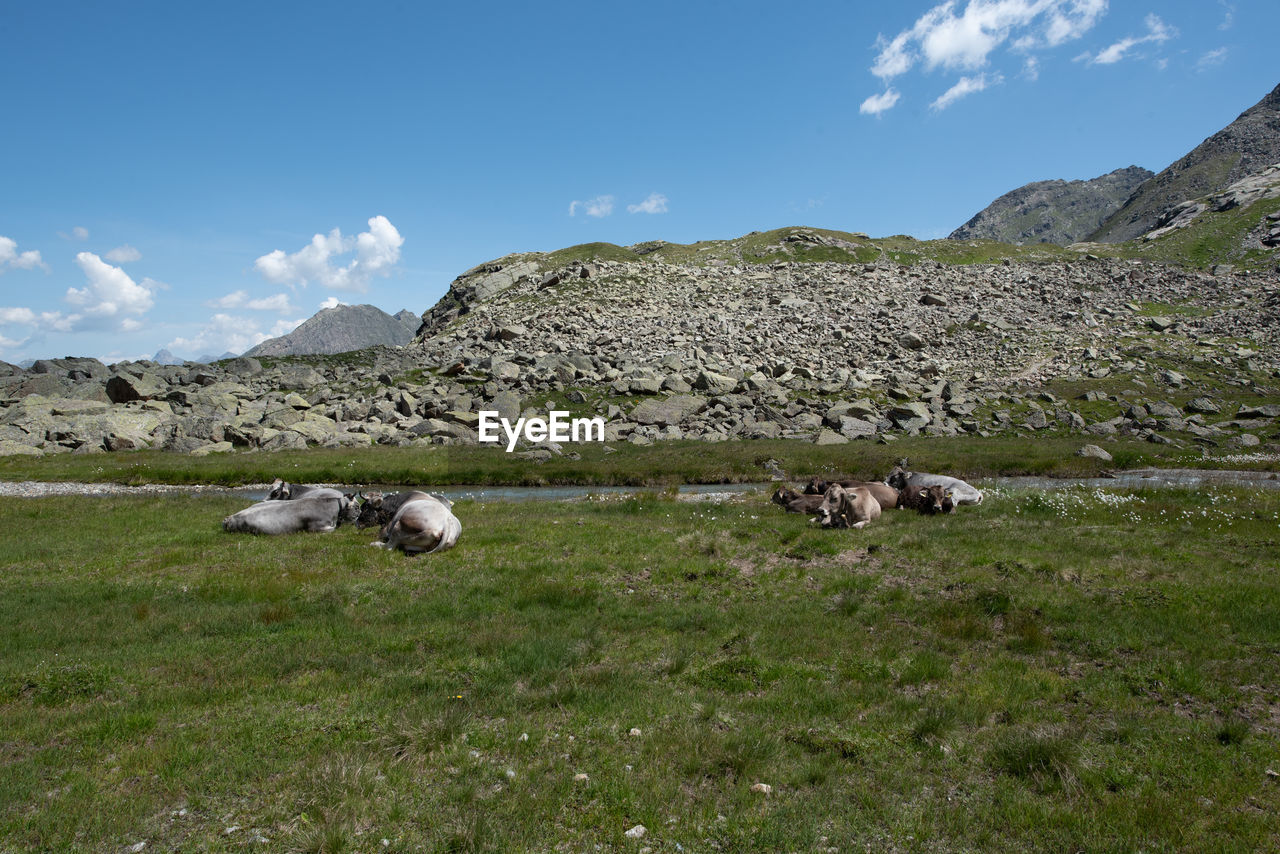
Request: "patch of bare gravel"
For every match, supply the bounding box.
[0,481,267,499]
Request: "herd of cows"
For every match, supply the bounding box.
[220,464,979,553]
[770,465,983,529]
[221,480,462,554]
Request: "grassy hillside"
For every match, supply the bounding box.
[519,216,1277,280]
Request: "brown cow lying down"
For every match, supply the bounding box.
[770,487,825,514]
[898,483,956,515]
[805,476,900,510]
[818,484,882,529]
[374,491,462,555]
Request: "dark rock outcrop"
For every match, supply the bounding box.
[950,166,1152,245]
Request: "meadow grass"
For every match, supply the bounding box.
[0,433,1266,489]
[2,485,1279,851]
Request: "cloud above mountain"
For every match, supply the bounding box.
[864,0,1108,114]
[254,215,404,293]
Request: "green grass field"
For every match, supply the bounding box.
[1,433,1271,490]
[2,484,1279,851]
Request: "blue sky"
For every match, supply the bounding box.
[0,0,1273,364]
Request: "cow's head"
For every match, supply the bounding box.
[267,478,289,500]
[804,476,829,496]
[819,484,850,528]
[355,492,385,529]
[917,484,948,514]
[341,493,362,524]
[771,487,799,506]
[885,466,909,491]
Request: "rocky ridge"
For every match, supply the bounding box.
[950,166,1152,246]
[1138,163,1280,245]
[3,245,1277,458]
[1091,82,1280,244]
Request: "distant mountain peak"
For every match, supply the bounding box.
[243,303,420,358]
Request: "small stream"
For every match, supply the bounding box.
[2,468,1277,501]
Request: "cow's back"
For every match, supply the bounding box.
[381,494,461,554]
[905,473,982,505]
[223,494,346,535]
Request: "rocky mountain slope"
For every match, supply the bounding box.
[243,304,418,358]
[3,228,1276,459]
[949,166,1152,245]
[1090,82,1280,243]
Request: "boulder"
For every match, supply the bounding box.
[693,370,737,395]
[105,373,166,404]
[488,390,522,422]
[1185,397,1221,414]
[814,428,848,445]
[225,356,263,376]
[632,395,708,427]
[899,332,926,350]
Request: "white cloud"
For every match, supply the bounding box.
[627,193,668,215]
[208,290,249,309]
[105,244,142,263]
[871,31,915,80]
[870,0,1107,82]
[166,313,306,359]
[1083,13,1174,65]
[73,226,88,241]
[247,293,295,312]
[319,296,348,309]
[1218,1,1234,30]
[208,290,295,312]
[1022,55,1040,80]
[1196,47,1228,70]
[65,252,156,321]
[569,195,615,218]
[254,215,404,293]
[860,88,902,116]
[0,307,38,325]
[0,236,46,272]
[268,317,306,337]
[1042,0,1107,47]
[931,72,1002,110]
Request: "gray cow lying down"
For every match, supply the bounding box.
[223,493,360,534]
[373,491,462,555]
[885,465,983,506]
